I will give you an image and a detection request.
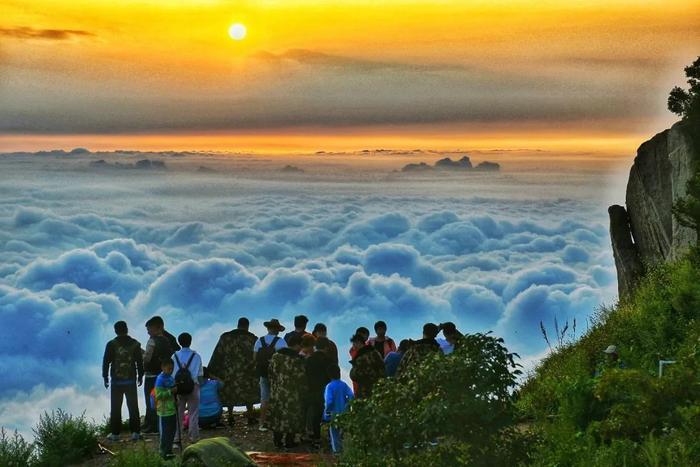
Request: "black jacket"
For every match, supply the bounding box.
[305,350,332,394]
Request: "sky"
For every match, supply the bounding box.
[1,0,699,153]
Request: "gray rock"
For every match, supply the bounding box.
[610,121,698,296]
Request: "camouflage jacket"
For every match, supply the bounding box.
[208,329,260,406]
[268,348,308,433]
[349,345,385,399]
[396,338,441,379]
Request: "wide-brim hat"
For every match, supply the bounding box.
[264,319,285,332]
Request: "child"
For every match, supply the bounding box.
[155,358,178,460]
[323,365,354,454]
[198,367,224,428]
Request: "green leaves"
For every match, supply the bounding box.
[337,333,524,466]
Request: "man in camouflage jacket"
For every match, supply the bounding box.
[349,334,385,399]
[267,334,308,448]
[208,317,260,425]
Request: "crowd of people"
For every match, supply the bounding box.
[101,314,463,459]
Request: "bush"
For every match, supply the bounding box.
[108,444,177,466]
[33,409,98,466]
[0,428,36,467]
[336,332,528,466]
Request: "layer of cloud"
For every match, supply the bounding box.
[0,156,618,435]
[0,26,95,40]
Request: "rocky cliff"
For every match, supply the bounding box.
[609,121,697,298]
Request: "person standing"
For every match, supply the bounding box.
[305,337,333,448]
[268,334,308,449]
[102,321,143,442]
[172,333,203,443]
[349,334,385,399]
[395,323,442,379]
[208,317,259,426]
[324,365,354,454]
[155,359,177,460]
[312,323,338,364]
[254,319,288,432]
[367,321,397,358]
[284,315,311,344]
[142,316,178,433]
[384,339,410,377]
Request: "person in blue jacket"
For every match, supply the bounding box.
[323,365,354,454]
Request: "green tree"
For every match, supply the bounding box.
[670,56,700,243]
[336,333,529,466]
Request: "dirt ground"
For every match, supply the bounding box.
[85,412,336,466]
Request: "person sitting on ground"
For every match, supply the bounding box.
[142,316,178,434]
[594,344,626,376]
[208,317,259,427]
[437,322,463,355]
[268,334,308,449]
[305,337,334,448]
[324,365,354,455]
[173,332,204,443]
[384,339,411,378]
[254,318,288,432]
[349,333,385,399]
[155,358,178,460]
[312,322,339,364]
[102,320,143,442]
[396,323,442,379]
[300,334,316,358]
[198,367,223,429]
[368,320,397,358]
[284,315,311,345]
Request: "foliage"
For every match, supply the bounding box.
[98,414,130,436]
[336,332,528,466]
[32,409,99,467]
[108,444,179,466]
[669,56,700,238]
[0,428,36,467]
[520,251,700,466]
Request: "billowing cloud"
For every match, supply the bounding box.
[0,154,618,435]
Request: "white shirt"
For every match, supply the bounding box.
[253,333,287,353]
[172,347,203,384]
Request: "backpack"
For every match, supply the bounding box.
[255,337,279,378]
[174,352,196,396]
[112,338,138,380]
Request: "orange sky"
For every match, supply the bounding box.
[0,0,698,154]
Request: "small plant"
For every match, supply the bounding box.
[108,444,177,466]
[0,428,36,467]
[33,409,98,466]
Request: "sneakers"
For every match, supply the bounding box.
[130,432,142,441]
[107,433,119,442]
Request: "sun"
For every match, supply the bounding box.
[228,23,247,41]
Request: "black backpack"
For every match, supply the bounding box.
[174,353,196,396]
[255,337,279,378]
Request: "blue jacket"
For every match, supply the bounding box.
[324,379,354,421]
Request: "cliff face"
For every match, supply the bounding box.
[609,121,697,298]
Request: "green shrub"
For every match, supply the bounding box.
[337,332,528,466]
[108,444,178,466]
[0,428,36,467]
[33,409,98,466]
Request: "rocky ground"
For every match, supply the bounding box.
[84,412,335,466]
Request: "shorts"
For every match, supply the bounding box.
[260,377,271,402]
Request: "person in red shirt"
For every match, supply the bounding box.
[367,321,397,358]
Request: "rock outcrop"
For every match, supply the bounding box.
[609,121,697,298]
